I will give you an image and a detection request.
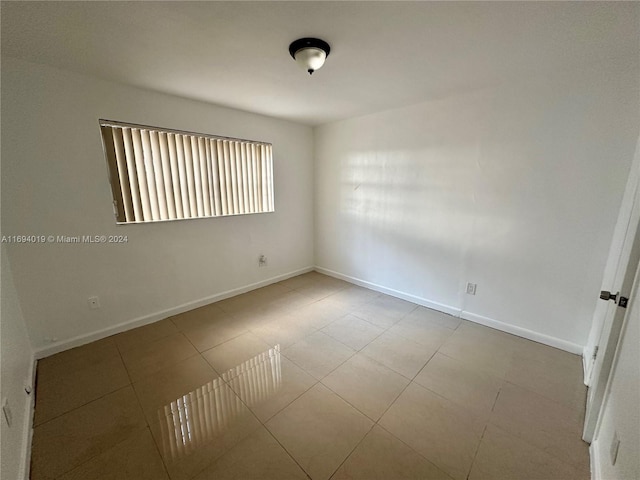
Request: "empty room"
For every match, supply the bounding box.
[1,1,639,479]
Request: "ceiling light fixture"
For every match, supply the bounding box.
[289,38,331,75]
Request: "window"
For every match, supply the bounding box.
[99,120,274,224]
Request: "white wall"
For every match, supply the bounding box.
[1,245,34,480]
[1,57,314,354]
[315,60,639,349]
[591,262,640,480]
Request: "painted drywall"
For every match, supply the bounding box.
[591,262,640,480]
[314,59,639,348]
[1,57,314,352]
[0,245,34,480]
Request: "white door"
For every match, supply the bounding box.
[583,135,640,442]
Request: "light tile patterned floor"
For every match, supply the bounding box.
[30,272,590,480]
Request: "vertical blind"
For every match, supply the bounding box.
[99,120,274,224]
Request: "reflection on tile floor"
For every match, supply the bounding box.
[30,271,589,479]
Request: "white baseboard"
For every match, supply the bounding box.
[314,267,461,317]
[315,267,583,355]
[20,355,36,480]
[33,263,584,358]
[589,440,601,480]
[460,311,583,354]
[33,266,314,359]
[583,346,593,386]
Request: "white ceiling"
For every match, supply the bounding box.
[2,1,638,126]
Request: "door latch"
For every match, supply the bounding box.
[600,291,628,308]
[600,291,617,302]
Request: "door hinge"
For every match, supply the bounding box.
[592,346,599,360]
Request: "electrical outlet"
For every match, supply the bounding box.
[466,282,477,295]
[610,432,620,465]
[258,255,267,267]
[2,398,12,427]
[88,296,100,309]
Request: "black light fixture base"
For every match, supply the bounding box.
[288,38,331,59]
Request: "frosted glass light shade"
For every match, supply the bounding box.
[294,47,327,74]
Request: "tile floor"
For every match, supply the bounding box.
[30,272,590,480]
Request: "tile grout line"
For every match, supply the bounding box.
[154,361,258,480]
[124,328,219,480]
[231,288,405,479]
[500,378,588,427]
[485,422,588,477]
[374,422,459,480]
[329,347,455,476]
[325,421,377,480]
[466,423,489,480]
[32,372,131,428]
[50,424,153,480]
[262,425,314,479]
[489,380,589,472]
[30,382,134,428]
[141,424,173,480]
[31,384,147,479]
[222,364,318,480]
[33,340,135,428]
